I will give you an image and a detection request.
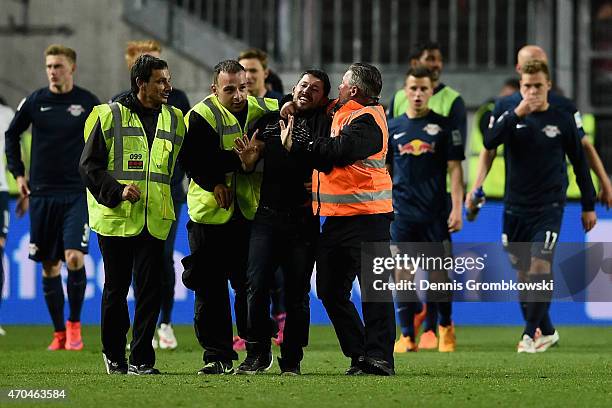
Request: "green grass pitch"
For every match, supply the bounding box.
[0,325,611,407]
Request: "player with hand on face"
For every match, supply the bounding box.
[483,60,596,353]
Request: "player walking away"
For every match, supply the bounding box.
[387,67,464,353]
[387,42,468,347]
[483,60,596,353]
[469,45,612,210]
[5,45,99,350]
[468,45,610,345]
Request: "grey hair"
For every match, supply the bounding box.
[347,62,383,100]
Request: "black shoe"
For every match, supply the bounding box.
[197,361,234,375]
[345,356,365,375]
[278,357,301,376]
[128,364,161,375]
[102,353,128,375]
[361,357,395,376]
[235,351,273,375]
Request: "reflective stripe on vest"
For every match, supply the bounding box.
[313,101,393,216]
[187,95,278,224]
[318,189,393,204]
[202,98,242,142]
[107,103,178,185]
[348,105,390,170]
[85,102,184,240]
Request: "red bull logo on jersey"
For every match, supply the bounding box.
[398,139,436,156]
[423,123,442,136]
[542,125,561,138]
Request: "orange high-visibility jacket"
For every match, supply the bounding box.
[312,99,393,216]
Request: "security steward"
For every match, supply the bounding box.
[80,55,188,375]
[283,63,396,375]
[181,60,278,375]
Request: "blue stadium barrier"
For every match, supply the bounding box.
[1,198,611,325]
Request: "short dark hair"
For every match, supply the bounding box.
[238,48,269,70]
[405,66,434,81]
[410,41,442,61]
[504,77,520,90]
[347,62,383,100]
[300,69,331,97]
[130,54,168,93]
[213,60,245,85]
[265,69,284,94]
[521,59,550,80]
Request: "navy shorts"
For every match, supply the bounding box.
[391,216,450,242]
[0,191,9,239]
[29,192,90,262]
[391,216,452,258]
[502,203,564,271]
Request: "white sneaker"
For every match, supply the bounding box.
[126,338,158,350]
[535,330,559,352]
[0,325,6,336]
[517,334,536,353]
[157,323,177,350]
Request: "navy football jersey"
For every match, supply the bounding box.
[5,86,99,194]
[485,106,595,211]
[388,110,464,221]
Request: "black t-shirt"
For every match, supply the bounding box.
[5,86,99,194]
[252,109,325,209]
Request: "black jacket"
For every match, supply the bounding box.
[252,103,332,209]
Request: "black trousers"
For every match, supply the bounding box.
[245,206,317,364]
[99,230,164,366]
[316,214,396,367]
[188,217,250,363]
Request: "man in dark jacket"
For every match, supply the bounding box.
[233,70,332,375]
